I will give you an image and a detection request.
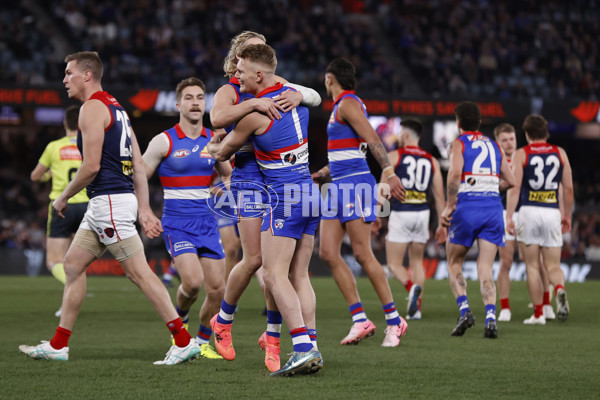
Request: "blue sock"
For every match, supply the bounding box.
[196,324,212,345]
[383,302,401,326]
[349,302,367,323]
[266,310,282,338]
[307,328,317,347]
[290,327,313,353]
[175,306,189,324]
[485,304,496,326]
[456,295,470,317]
[217,300,236,324]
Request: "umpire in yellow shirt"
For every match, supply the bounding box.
[31,105,89,317]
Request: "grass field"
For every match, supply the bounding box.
[2,276,599,399]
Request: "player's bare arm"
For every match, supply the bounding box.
[131,129,162,239]
[432,157,448,243]
[142,132,169,178]
[559,146,574,233]
[53,99,105,217]
[498,152,516,192]
[440,140,463,227]
[208,113,259,161]
[339,98,405,201]
[210,84,282,128]
[30,163,51,182]
[506,148,525,236]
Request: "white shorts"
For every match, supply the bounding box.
[386,210,430,244]
[516,205,562,247]
[503,210,519,241]
[79,193,139,245]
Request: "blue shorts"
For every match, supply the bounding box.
[230,179,268,219]
[261,183,321,240]
[216,203,237,228]
[448,200,505,247]
[322,173,377,224]
[163,216,225,260]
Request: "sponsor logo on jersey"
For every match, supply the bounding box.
[174,241,195,252]
[59,145,82,161]
[528,190,557,203]
[122,160,133,176]
[283,153,297,165]
[192,145,199,152]
[465,176,498,186]
[281,146,308,166]
[172,149,191,158]
[402,190,427,204]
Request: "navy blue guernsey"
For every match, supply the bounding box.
[77,91,134,198]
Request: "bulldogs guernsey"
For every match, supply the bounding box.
[226,77,263,184]
[457,132,502,204]
[157,124,216,217]
[391,146,434,212]
[519,142,563,209]
[78,91,134,198]
[326,90,370,180]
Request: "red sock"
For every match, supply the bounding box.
[534,304,544,318]
[543,291,551,306]
[500,298,510,310]
[417,298,422,311]
[50,326,71,349]
[404,280,413,292]
[554,285,565,297]
[167,318,191,347]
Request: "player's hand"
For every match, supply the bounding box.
[434,226,447,244]
[561,216,571,234]
[139,209,163,239]
[506,218,516,236]
[371,217,382,234]
[311,170,330,185]
[386,175,406,202]
[274,90,302,113]
[440,206,455,228]
[251,98,283,120]
[52,196,68,219]
[210,132,226,144]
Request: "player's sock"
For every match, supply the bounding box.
[417,297,422,311]
[533,304,544,318]
[175,305,189,324]
[217,300,236,325]
[543,291,551,306]
[290,327,313,353]
[383,302,401,326]
[307,328,318,349]
[456,295,470,317]
[500,298,510,310]
[404,279,414,292]
[485,304,496,326]
[50,263,66,285]
[167,318,191,347]
[349,302,367,323]
[554,285,565,298]
[266,310,282,338]
[50,326,71,349]
[196,324,212,345]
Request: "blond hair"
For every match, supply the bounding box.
[493,123,516,139]
[223,31,266,78]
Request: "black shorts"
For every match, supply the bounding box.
[47,202,88,238]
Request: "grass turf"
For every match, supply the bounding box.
[2,276,599,399]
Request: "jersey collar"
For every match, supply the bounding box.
[256,82,283,98]
[174,123,207,139]
[334,90,356,105]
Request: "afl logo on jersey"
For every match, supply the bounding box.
[172,149,191,158]
[283,153,297,165]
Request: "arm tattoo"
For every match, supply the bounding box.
[368,142,391,168]
[448,182,459,196]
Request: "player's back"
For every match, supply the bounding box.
[457,132,502,204]
[392,145,434,212]
[78,91,134,198]
[326,91,370,180]
[251,84,311,188]
[520,142,563,209]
